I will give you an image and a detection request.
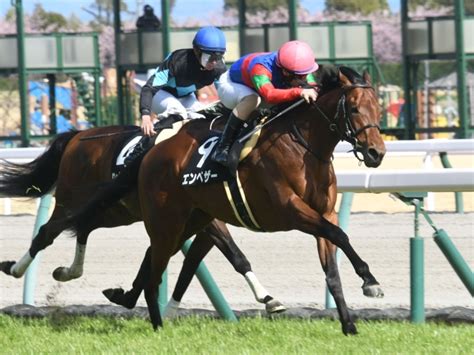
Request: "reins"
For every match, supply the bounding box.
[291,84,381,163]
[237,99,306,144]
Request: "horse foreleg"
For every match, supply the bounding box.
[206,220,285,313]
[52,235,87,282]
[103,247,151,309]
[289,196,383,297]
[316,236,357,335]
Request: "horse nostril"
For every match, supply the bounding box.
[367,148,380,162]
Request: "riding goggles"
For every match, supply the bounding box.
[200,51,225,66]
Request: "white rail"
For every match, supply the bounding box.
[335,139,474,154]
[336,168,474,193]
[1,139,473,214]
[0,139,472,161]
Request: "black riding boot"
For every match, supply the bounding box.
[212,113,244,167]
[123,135,151,168]
[123,114,183,168]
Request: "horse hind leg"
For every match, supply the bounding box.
[165,230,214,318]
[206,220,285,314]
[145,240,177,329]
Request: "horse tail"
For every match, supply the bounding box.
[0,130,79,198]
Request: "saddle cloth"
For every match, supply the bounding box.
[112,119,188,177]
[181,118,266,232]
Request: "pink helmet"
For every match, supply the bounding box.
[276,40,318,75]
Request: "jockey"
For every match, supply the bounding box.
[212,40,319,167]
[124,26,227,167]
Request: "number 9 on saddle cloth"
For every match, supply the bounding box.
[115,103,277,178]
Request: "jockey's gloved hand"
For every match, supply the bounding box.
[301,88,318,103]
[141,114,156,136]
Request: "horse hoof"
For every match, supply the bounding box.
[103,288,136,309]
[0,261,15,276]
[265,299,287,314]
[52,267,78,282]
[103,288,124,303]
[363,283,384,298]
[343,323,358,336]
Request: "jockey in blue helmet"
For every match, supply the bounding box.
[125,26,227,167]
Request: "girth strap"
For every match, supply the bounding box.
[223,173,263,232]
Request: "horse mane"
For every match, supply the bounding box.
[317,65,366,95]
[339,66,366,85]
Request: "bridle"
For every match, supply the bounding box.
[292,84,381,163]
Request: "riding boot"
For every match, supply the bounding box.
[212,112,244,167]
[123,135,151,168]
[123,115,184,168]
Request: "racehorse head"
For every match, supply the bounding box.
[317,66,386,168]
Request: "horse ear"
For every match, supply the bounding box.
[362,70,372,85]
[338,70,352,86]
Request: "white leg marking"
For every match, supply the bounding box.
[245,271,270,303]
[54,243,86,281]
[69,243,86,276]
[163,298,181,319]
[10,252,33,278]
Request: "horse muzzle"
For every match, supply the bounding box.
[362,146,385,168]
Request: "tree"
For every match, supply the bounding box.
[30,4,68,31]
[5,8,16,22]
[67,14,83,32]
[224,0,295,14]
[325,0,388,15]
[408,0,452,10]
[83,0,130,28]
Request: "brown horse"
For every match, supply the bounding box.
[0,125,284,313]
[64,66,386,335]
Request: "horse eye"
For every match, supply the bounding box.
[351,107,359,114]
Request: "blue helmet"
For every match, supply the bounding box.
[192,26,226,53]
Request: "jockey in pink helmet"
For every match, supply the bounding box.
[213,40,319,167]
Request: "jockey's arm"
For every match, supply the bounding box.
[250,65,303,104]
[139,68,170,117]
[139,75,159,117]
[139,67,172,135]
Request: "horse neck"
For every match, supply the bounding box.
[296,93,343,161]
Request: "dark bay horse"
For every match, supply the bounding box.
[64,66,386,335]
[0,125,284,313]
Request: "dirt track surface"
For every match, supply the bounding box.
[1,212,472,311]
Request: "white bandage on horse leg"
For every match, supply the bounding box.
[244,271,270,303]
[10,252,33,278]
[163,297,181,319]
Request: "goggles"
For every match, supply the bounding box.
[288,71,308,80]
[200,51,225,67]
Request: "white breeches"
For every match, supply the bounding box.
[151,90,205,119]
[217,71,258,110]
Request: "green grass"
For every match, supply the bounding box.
[0,314,472,354]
